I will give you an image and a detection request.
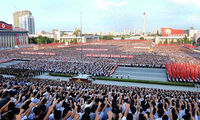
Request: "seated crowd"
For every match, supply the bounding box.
[0,77,199,120]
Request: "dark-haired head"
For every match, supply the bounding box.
[54,109,61,120]
[82,113,90,120]
[162,115,168,120]
[8,102,15,111]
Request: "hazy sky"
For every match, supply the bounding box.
[0,0,200,33]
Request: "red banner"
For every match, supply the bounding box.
[85,54,134,58]
[16,33,19,46]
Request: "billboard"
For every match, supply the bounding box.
[0,21,12,30]
[161,28,185,37]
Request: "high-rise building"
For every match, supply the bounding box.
[13,10,35,34]
[143,12,146,34]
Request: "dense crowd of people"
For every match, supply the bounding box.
[0,68,42,77]
[0,40,185,66]
[8,60,115,77]
[0,77,199,120]
[154,45,200,64]
[0,40,199,78]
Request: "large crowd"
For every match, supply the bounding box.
[8,60,115,77]
[0,40,200,120]
[0,40,199,77]
[0,40,199,65]
[0,40,176,65]
[0,68,42,77]
[0,77,199,120]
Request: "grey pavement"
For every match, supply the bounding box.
[0,60,25,68]
[112,67,168,82]
[34,73,199,92]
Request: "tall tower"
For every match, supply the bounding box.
[13,10,35,34]
[143,12,146,34]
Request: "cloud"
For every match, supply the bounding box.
[171,0,200,7]
[94,0,128,10]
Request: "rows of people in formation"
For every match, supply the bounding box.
[1,41,199,66]
[8,60,115,77]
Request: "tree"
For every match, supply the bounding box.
[197,38,200,46]
[121,36,125,40]
[28,37,37,44]
[157,31,160,36]
[55,40,60,43]
[170,39,174,44]
[102,35,114,40]
[177,39,181,44]
[37,36,46,44]
[73,29,81,36]
[29,36,54,44]
[47,38,54,43]
[183,36,190,44]
[164,39,168,44]
[73,38,78,43]
[139,37,144,40]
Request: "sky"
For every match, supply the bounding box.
[0,0,200,33]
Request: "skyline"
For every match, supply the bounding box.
[0,0,200,33]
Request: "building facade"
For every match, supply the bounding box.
[60,35,99,43]
[13,10,35,34]
[0,21,28,48]
[155,28,189,44]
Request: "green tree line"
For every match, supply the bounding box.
[29,36,54,44]
[159,36,194,45]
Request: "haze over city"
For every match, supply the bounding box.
[1,0,200,32]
